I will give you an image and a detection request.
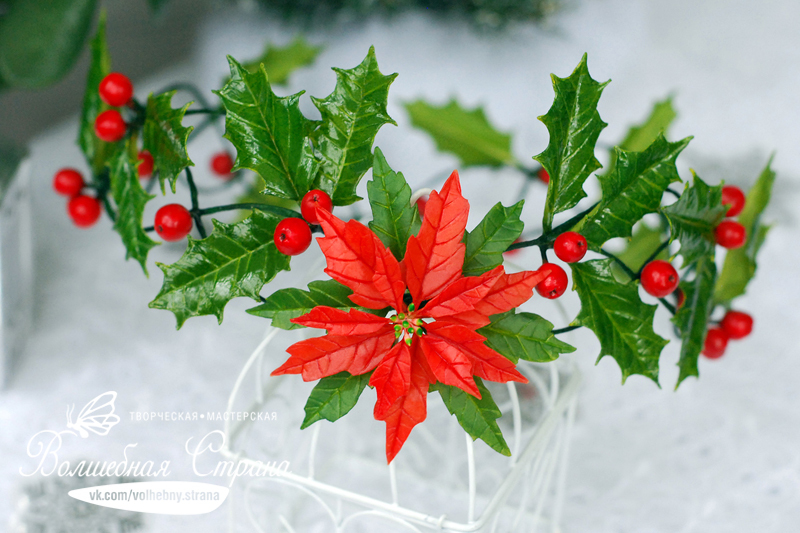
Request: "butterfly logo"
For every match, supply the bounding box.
[64,391,120,438]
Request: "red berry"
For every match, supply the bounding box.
[675,288,686,309]
[721,185,746,217]
[138,151,154,178]
[720,310,753,340]
[53,168,85,196]
[211,152,234,177]
[538,168,550,184]
[300,189,333,225]
[702,327,729,359]
[640,260,679,298]
[715,220,746,249]
[553,231,587,263]
[99,72,134,107]
[154,204,193,242]
[94,109,127,142]
[67,195,102,228]
[274,218,312,256]
[535,263,568,299]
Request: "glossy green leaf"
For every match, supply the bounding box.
[109,143,159,274]
[479,311,575,363]
[574,135,690,250]
[301,371,371,429]
[570,259,668,384]
[143,91,195,193]
[615,221,668,275]
[462,201,525,277]
[150,211,291,328]
[0,0,97,88]
[243,36,323,85]
[404,99,514,167]
[432,378,510,456]
[311,46,397,205]
[367,148,419,259]
[217,56,314,202]
[672,254,716,388]
[607,96,676,175]
[147,0,170,13]
[662,172,726,265]
[535,54,609,231]
[247,279,359,329]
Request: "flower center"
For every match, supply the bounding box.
[389,303,425,346]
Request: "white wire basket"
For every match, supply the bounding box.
[221,323,581,533]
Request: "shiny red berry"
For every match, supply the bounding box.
[721,185,746,217]
[210,152,234,177]
[675,288,686,309]
[535,263,568,299]
[715,220,746,249]
[415,195,428,217]
[538,168,550,184]
[553,231,587,263]
[274,218,312,256]
[137,151,154,178]
[702,327,729,359]
[53,168,85,196]
[154,204,193,242]
[720,310,753,340]
[67,195,101,227]
[94,110,127,142]
[99,73,134,107]
[300,189,333,225]
[640,260,679,298]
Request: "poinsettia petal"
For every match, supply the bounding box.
[380,356,431,463]
[403,171,469,304]
[370,340,413,420]
[317,209,405,310]
[272,329,395,380]
[421,265,503,318]
[437,311,492,329]
[291,306,391,335]
[418,335,480,398]
[472,270,547,316]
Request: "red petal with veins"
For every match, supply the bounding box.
[421,265,503,318]
[272,329,395,380]
[438,310,492,329]
[291,306,390,335]
[403,171,469,304]
[418,335,480,398]
[472,270,547,316]
[370,341,413,420]
[380,357,431,463]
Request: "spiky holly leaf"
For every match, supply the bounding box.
[142,91,194,193]
[606,96,676,176]
[367,148,419,259]
[404,99,513,168]
[570,259,668,384]
[479,311,575,363]
[149,210,291,328]
[672,254,716,388]
[300,371,371,429]
[311,46,397,206]
[216,56,315,202]
[432,378,510,456]
[715,157,776,303]
[615,221,668,274]
[573,135,690,250]
[108,142,158,274]
[535,54,609,231]
[662,172,726,265]
[242,36,323,85]
[462,201,524,277]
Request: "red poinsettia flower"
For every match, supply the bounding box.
[272,171,546,462]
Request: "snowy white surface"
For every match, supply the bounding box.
[3,0,800,531]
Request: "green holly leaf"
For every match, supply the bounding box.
[715,157,776,303]
[366,147,419,260]
[570,259,669,384]
[150,210,291,328]
[462,201,525,277]
[78,12,115,175]
[662,172,726,265]
[607,96,676,176]
[479,311,575,363]
[573,135,690,251]
[615,221,668,275]
[404,99,514,168]
[311,46,397,206]
[216,57,314,202]
[143,91,195,193]
[300,371,371,429]
[672,254,717,388]
[243,36,323,85]
[108,142,159,274]
[432,378,510,456]
[247,279,361,329]
[535,54,609,231]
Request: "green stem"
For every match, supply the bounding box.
[185,168,207,238]
[552,325,582,335]
[659,298,677,315]
[637,240,671,276]
[196,203,303,220]
[184,108,224,116]
[665,188,681,200]
[158,82,212,109]
[506,202,598,251]
[598,249,637,280]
